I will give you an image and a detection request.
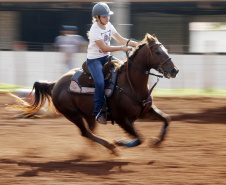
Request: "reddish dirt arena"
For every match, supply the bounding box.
[0,93,226,185]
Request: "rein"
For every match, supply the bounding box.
[128,57,163,78]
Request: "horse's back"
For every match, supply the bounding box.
[52,69,78,106]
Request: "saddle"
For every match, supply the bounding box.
[69,56,121,97]
[78,56,120,87]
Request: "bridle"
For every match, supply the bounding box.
[147,42,171,76]
[127,41,171,78]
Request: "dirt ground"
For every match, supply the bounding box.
[0,93,226,185]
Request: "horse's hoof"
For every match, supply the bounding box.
[114,138,141,147]
[150,137,162,147]
[114,137,127,146]
[111,148,121,157]
[109,144,121,156]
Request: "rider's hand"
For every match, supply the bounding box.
[121,45,131,52]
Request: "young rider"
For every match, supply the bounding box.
[87,2,138,124]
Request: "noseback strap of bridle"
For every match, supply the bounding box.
[157,57,171,73]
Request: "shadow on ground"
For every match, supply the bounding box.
[172,106,226,124]
[0,158,135,177]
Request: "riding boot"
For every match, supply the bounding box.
[96,96,108,124]
[96,109,107,124]
[96,114,107,124]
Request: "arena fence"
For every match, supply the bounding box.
[0,51,226,90]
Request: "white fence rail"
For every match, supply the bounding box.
[0,51,226,90]
[150,54,226,90]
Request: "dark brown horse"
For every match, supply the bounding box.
[15,34,179,155]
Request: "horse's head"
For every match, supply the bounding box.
[145,34,179,78]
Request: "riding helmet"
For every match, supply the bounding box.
[92,2,113,17]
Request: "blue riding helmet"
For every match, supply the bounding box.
[61,25,78,31]
[92,2,113,17]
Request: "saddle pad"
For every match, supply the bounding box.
[68,68,117,98]
[69,80,112,96]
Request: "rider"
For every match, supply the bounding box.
[87,2,138,124]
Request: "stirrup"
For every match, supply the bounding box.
[95,109,106,119]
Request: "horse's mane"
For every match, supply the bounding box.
[119,33,158,71]
[131,33,159,59]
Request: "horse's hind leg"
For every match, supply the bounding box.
[64,112,119,155]
[83,116,96,132]
[140,105,171,146]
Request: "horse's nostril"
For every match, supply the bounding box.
[171,67,179,76]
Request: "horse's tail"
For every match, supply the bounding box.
[30,81,55,112]
[8,81,57,118]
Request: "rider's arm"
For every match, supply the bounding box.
[95,40,128,52]
[113,32,138,47]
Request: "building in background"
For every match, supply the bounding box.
[0,0,226,53]
[0,0,226,89]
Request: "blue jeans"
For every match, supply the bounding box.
[87,55,118,117]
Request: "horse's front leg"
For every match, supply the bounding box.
[115,119,142,147]
[139,104,171,146]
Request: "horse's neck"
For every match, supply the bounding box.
[127,46,150,96]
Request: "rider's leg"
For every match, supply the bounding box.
[87,56,108,123]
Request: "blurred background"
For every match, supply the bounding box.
[0,0,226,90]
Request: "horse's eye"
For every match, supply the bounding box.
[156,52,161,55]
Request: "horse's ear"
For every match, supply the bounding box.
[145,33,151,39]
[144,33,152,43]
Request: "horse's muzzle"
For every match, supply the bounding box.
[164,67,179,78]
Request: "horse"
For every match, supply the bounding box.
[14,33,179,155]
